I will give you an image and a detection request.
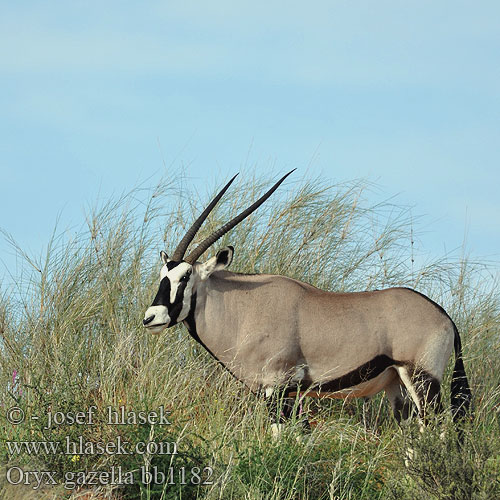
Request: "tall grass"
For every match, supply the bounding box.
[0,172,499,499]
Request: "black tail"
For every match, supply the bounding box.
[450,326,472,422]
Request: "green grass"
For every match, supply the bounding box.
[0,172,499,499]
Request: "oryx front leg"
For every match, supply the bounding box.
[264,386,309,439]
[264,387,284,439]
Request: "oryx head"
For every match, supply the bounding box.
[143,171,294,333]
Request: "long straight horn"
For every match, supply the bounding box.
[171,174,239,261]
[185,169,295,264]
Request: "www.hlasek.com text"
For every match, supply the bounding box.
[7,435,177,456]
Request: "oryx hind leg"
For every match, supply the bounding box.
[385,377,413,423]
[393,365,444,466]
[395,365,442,423]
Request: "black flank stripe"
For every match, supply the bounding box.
[305,355,399,394]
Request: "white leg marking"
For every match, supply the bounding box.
[265,387,282,440]
[395,366,422,416]
[405,447,416,467]
[271,423,284,440]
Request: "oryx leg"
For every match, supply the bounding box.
[392,366,444,466]
[264,386,310,438]
[361,397,370,430]
[384,377,413,423]
[395,365,442,424]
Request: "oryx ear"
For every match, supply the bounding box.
[198,246,234,281]
[160,251,169,264]
[216,246,234,267]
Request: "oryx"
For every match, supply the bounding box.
[143,172,471,429]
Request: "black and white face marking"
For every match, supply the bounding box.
[143,246,234,334]
[143,253,194,334]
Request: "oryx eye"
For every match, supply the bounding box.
[180,272,191,282]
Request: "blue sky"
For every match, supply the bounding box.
[1,1,499,282]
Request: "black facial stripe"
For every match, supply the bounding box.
[151,277,171,306]
[180,270,191,281]
[166,261,182,271]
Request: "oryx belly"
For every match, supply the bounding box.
[288,365,398,399]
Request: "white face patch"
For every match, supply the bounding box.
[143,305,170,333]
[165,262,193,304]
[160,264,168,281]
